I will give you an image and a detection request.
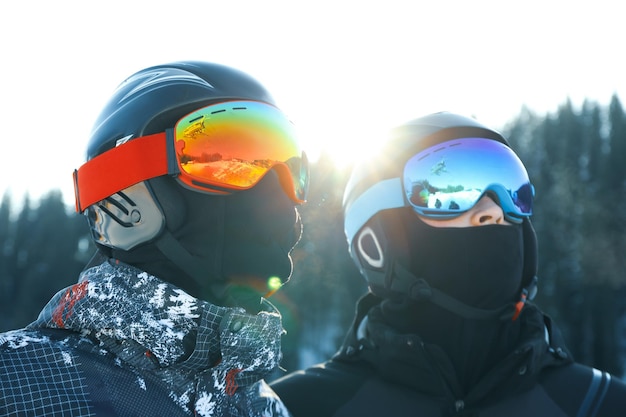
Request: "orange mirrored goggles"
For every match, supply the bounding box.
[73,101,309,213]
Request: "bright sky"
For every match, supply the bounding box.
[2,0,624,209]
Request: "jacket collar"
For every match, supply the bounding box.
[30,259,284,379]
[336,293,572,407]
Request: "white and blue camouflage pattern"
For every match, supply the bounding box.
[0,259,292,416]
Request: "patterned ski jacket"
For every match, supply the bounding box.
[0,259,292,416]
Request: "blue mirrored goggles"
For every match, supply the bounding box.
[403,138,534,223]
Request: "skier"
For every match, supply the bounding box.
[270,112,626,416]
[0,61,308,416]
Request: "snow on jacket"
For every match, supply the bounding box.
[271,293,626,417]
[0,259,292,417]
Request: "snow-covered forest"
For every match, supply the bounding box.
[1,95,625,380]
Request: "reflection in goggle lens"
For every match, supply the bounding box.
[175,101,308,202]
[403,138,533,221]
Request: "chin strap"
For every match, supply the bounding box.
[392,261,524,321]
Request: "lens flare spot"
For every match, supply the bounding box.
[267,277,283,291]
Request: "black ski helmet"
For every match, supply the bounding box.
[343,112,538,309]
[77,61,285,250]
[73,61,306,299]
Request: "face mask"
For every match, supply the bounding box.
[113,172,301,302]
[406,217,524,310]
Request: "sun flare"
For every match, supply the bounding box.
[303,123,386,171]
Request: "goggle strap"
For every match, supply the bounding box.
[74,132,170,213]
[270,163,301,203]
[165,129,180,176]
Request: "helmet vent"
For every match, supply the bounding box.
[97,191,140,227]
[98,204,134,227]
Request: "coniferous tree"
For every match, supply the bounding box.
[581,101,604,186]
[504,98,626,376]
[607,95,626,194]
[0,191,94,330]
[0,192,14,330]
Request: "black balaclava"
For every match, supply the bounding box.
[407,214,524,310]
[378,210,526,393]
[111,170,302,308]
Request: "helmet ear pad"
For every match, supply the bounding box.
[86,182,166,251]
[351,208,412,298]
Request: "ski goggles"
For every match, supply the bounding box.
[403,138,533,222]
[344,138,534,243]
[74,100,309,213]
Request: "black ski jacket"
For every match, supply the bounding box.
[271,294,626,416]
[0,259,292,416]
